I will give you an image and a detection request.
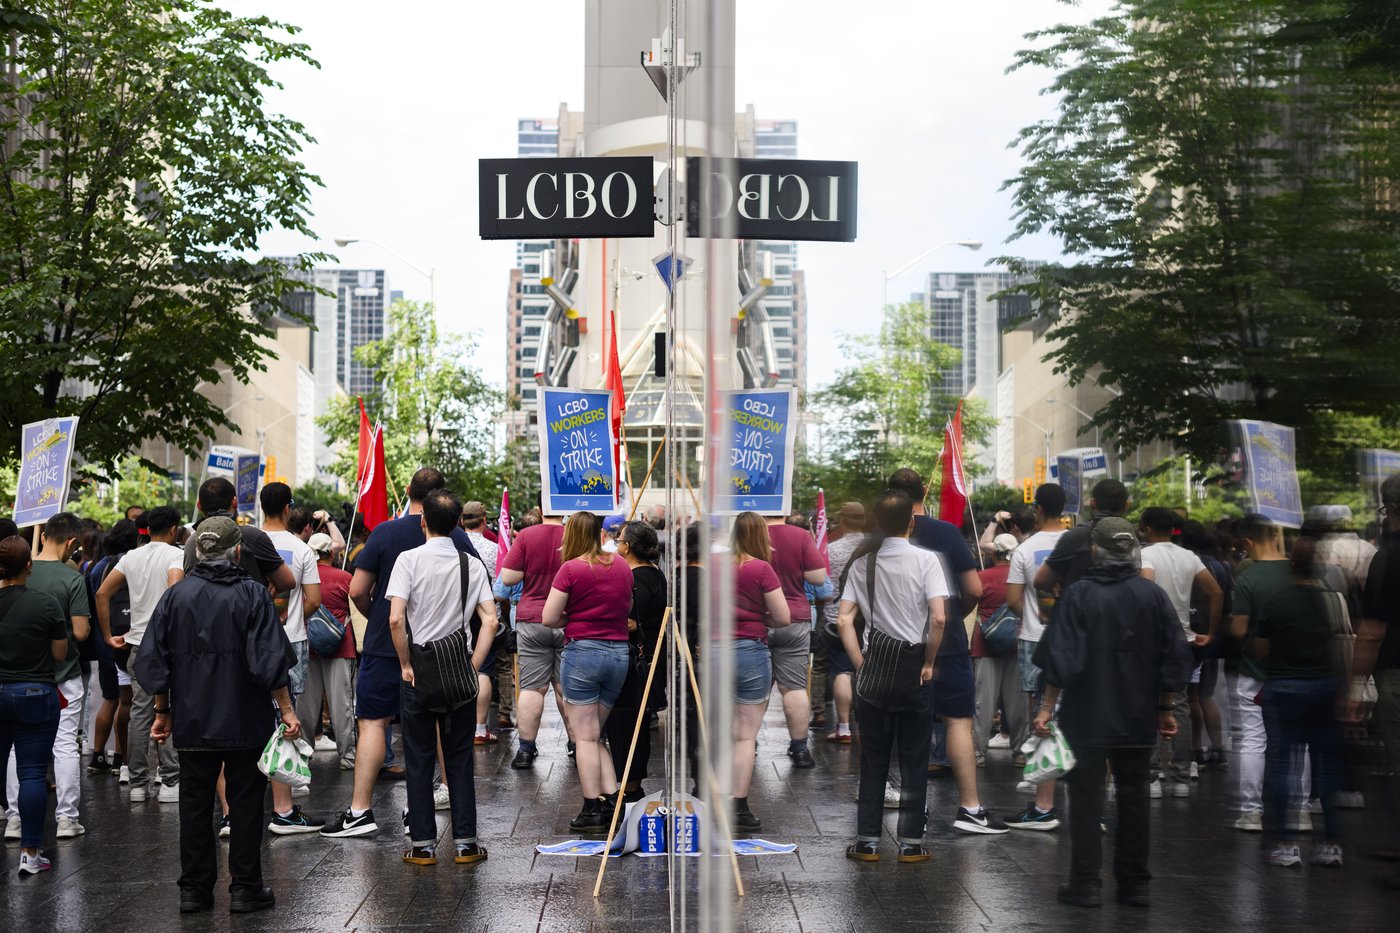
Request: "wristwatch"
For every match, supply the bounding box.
[153,706,171,715]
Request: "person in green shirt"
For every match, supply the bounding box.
[2,513,90,841]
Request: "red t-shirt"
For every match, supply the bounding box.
[733,558,782,641]
[766,522,825,622]
[314,562,356,659]
[501,523,565,623]
[971,563,1011,658]
[551,556,633,641]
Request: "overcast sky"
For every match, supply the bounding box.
[228,0,1111,390]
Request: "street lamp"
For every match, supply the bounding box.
[1006,412,1052,482]
[881,239,982,310]
[1047,396,1100,448]
[335,236,436,310]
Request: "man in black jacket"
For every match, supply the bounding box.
[136,516,299,915]
[1032,517,1192,909]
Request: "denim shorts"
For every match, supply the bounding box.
[1018,638,1043,695]
[288,640,309,702]
[734,639,773,705]
[560,639,630,707]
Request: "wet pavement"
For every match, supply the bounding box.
[3,696,1398,932]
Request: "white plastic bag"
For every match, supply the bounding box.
[1021,723,1077,783]
[257,724,312,788]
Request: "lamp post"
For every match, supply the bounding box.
[334,236,436,310]
[881,239,982,311]
[1047,396,1100,449]
[1006,412,1053,483]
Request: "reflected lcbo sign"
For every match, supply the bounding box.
[686,158,858,242]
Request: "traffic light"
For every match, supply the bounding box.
[1023,478,1034,503]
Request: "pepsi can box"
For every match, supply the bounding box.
[672,801,699,855]
[639,802,667,854]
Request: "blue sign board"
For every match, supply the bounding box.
[537,388,617,514]
[204,445,261,515]
[13,417,79,528]
[1057,455,1083,516]
[1233,420,1304,528]
[718,388,796,515]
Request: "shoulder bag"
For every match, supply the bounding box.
[407,552,480,712]
[854,550,928,712]
[980,603,1021,656]
[306,605,347,656]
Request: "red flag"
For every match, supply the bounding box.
[356,399,390,530]
[938,400,968,526]
[605,309,627,507]
[495,488,512,577]
[814,488,830,571]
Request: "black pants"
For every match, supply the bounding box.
[1065,745,1153,889]
[604,704,651,788]
[178,747,266,897]
[401,682,477,846]
[854,686,934,844]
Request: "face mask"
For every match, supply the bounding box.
[602,539,619,554]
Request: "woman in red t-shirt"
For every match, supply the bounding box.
[730,511,791,833]
[542,512,634,833]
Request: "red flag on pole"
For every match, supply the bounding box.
[814,488,830,571]
[495,488,512,577]
[356,399,390,530]
[938,400,968,526]
[605,309,627,508]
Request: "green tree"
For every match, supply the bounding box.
[291,479,346,516]
[1002,0,1400,484]
[802,301,994,509]
[0,1,325,475]
[318,300,505,504]
[68,456,180,526]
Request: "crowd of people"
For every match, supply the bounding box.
[1,464,1398,913]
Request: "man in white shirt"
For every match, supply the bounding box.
[259,482,324,834]
[836,490,949,864]
[388,489,498,867]
[1139,507,1223,797]
[1005,484,1068,827]
[95,506,186,803]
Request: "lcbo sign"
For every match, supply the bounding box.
[478,156,859,242]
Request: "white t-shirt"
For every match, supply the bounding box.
[265,529,319,644]
[1007,529,1066,643]
[1141,542,1205,634]
[385,537,494,646]
[839,537,951,645]
[116,542,185,646]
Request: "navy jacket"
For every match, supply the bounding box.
[135,560,293,750]
[1033,561,1193,748]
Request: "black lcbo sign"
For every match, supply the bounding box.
[478,156,655,240]
[686,158,858,242]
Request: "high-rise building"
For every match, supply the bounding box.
[504,117,560,434]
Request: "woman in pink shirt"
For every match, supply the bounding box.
[730,512,791,833]
[542,512,633,833]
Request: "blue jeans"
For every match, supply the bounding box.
[560,640,630,707]
[0,682,61,846]
[1262,678,1342,841]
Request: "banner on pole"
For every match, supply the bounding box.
[1056,454,1083,516]
[538,388,617,514]
[717,387,796,516]
[206,445,261,516]
[13,417,79,528]
[1231,420,1304,528]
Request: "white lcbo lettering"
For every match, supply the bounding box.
[563,172,596,219]
[526,173,558,219]
[809,176,840,222]
[737,173,771,220]
[776,174,810,222]
[496,174,524,220]
[601,172,637,218]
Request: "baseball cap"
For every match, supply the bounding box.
[838,502,865,523]
[992,533,1018,556]
[461,501,487,520]
[602,514,625,533]
[307,532,334,556]
[194,516,241,561]
[1090,517,1140,564]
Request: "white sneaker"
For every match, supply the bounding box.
[1149,780,1163,799]
[1305,797,1324,814]
[129,784,150,803]
[314,735,337,753]
[1311,843,1344,867]
[402,808,411,835]
[883,783,901,809]
[433,784,451,810]
[118,765,130,785]
[1171,782,1190,798]
[3,816,19,840]
[1234,810,1263,832]
[1286,810,1312,833]
[1266,844,1302,867]
[56,817,85,838]
[988,734,1011,749]
[18,851,51,875]
[158,783,180,804]
[292,784,311,798]
[1106,780,1117,801]
[1016,780,1036,796]
[1189,761,1200,781]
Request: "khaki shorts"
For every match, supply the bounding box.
[516,622,565,691]
[767,623,811,691]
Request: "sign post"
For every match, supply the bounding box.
[204,445,261,517]
[716,387,796,515]
[538,388,618,515]
[1230,420,1304,528]
[12,417,79,528]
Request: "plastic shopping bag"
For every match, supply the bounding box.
[1021,723,1077,783]
[257,724,312,788]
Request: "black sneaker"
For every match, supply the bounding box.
[953,807,1009,835]
[570,798,605,833]
[319,808,378,838]
[1117,882,1150,907]
[179,890,214,913]
[567,740,576,760]
[733,801,761,833]
[229,886,276,914]
[511,748,537,770]
[269,806,325,835]
[897,843,931,863]
[402,845,437,866]
[1006,804,1060,832]
[454,842,488,864]
[87,753,113,775]
[788,746,815,769]
[109,753,124,776]
[1056,882,1102,908]
[845,841,880,862]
